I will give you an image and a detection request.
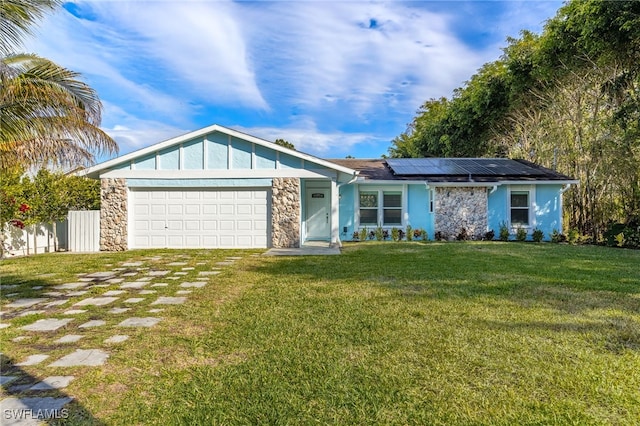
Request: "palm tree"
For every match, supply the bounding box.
[1,0,118,169]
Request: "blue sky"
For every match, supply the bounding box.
[23,0,563,161]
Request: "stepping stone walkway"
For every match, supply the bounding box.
[49,349,109,367]
[118,317,161,327]
[74,297,118,306]
[22,318,73,332]
[1,253,244,422]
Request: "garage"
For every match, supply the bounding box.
[130,188,269,249]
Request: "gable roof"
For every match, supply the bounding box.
[81,124,357,178]
[328,158,577,183]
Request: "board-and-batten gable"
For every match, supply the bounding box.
[82,125,357,181]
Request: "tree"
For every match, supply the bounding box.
[274,139,295,150]
[0,0,118,170]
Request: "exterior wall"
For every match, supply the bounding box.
[407,184,432,238]
[434,187,488,239]
[487,185,508,236]
[534,184,563,238]
[271,178,301,248]
[100,178,128,251]
[338,184,356,239]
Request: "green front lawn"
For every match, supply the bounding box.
[1,243,639,424]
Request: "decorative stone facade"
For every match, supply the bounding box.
[100,178,128,251]
[271,178,301,248]
[435,187,488,240]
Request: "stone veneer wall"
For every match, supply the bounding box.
[271,178,301,248]
[100,178,128,251]
[435,187,488,240]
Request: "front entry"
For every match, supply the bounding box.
[306,188,330,240]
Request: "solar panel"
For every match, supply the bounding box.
[386,158,549,177]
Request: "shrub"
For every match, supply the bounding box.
[567,228,580,245]
[456,228,469,241]
[516,227,527,242]
[391,227,400,242]
[550,229,566,243]
[484,230,495,241]
[435,231,446,241]
[499,222,510,241]
[532,228,544,242]
[406,225,413,241]
[359,227,368,241]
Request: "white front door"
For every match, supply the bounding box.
[306,189,330,240]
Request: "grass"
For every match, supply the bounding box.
[1,243,639,425]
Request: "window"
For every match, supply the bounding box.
[383,192,402,225]
[359,190,402,226]
[510,191,529,226]
[359,192,378,225]
[429,189,434,213]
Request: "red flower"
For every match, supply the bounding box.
[9,219,25,229]
[19,203,30,212]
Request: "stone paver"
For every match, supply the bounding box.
[118,317,161,327]
[181,267,195,271]
[84,272,116,280]
[4,298,48,309]
[73,297,118,307]
[63,309,86,315]
[43,300,69,308]
[0,323,10,329]
[49,349,109,367]
[150,283,168,287]
[151,297,186,305]
[148,270,170,276]
[167,262,187,266]
[43,291,64,297]
[199,271,221,276]
[0,376,18,385]
[103,290,126,296]
[12,336,29,342]
[147,309,164,313]
[106,278,125,284]
[180,282,206,288]
[108,308,131,314]
[123,298,145,304]
[16,354,49,366]
[79,320,106,328]
[122,262,143,267]
[29,376,75,391]
[54,283,87,290]
[173,272,188,276]
[121,272,138,277]
[139,290,156,295]
[67,290,88,297]
[0,397,73,426]
[22,318,73,332]
[216,261,234,266]
[104,335,129,344]
[175,290,192,295]
[54,335,84,344]
[120,282,147,289]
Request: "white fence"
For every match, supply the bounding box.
[2,210,100,256]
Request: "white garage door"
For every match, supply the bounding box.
[130,189,269,249]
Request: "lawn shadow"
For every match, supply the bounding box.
[0,355,106,425]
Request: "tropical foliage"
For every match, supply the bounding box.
[0,0,117,170]
[389,0,640,241]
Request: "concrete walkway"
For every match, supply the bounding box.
[263,241,341,256]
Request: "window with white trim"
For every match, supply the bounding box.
[510,190,530,226]
[359,192,378,226]
[359,190,403,226]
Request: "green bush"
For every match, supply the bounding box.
[406,225,413,241]
[359,227,368,241]
[516,227,527,242]
[375,226,384,241]
[532,228,544,242]
[499,222,510,241]
[391,227,400,242]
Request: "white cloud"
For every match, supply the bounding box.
[236,117,386,158]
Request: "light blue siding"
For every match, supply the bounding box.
[183,139,203,170]
[159,147,180,170]
[231,137,252,169]
[206,133,228,169]
[135,154,156,170]
[407,184,433,238]
[115,162,132,170]
[280,153,302,169]
[126,178,272,188]
[487,186,508,236]
[535,184,563,239]
[255,145,276,169]
[338,184,356,238]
